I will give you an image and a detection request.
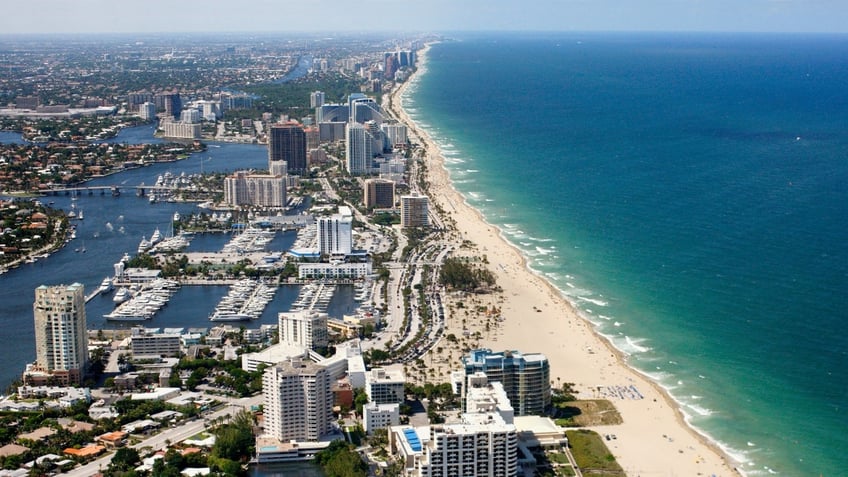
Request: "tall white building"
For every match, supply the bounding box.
[160,118,201,139]
[310,91,325,109]
[390,379,519,477]
[381,123,408,147]
[279,310,329,349]
[263,358,334,442]
[345,122,372,175]
[224,171,287,208]
[139,102,156,120]
[400,195,429,228]
[316,207,353,256]
[24,283,88,386]
[180,108,201,124]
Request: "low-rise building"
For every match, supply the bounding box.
[363,402,400,434]
[366,367,405,405]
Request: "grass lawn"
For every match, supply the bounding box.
[565,429,625,476]
[554,399,622,427]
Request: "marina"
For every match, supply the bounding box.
[290,282,336,313]
[209,279,278,322]
[104,278,180,321]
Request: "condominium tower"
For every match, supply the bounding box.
[263,358,334,442]
[345,122,372,175]
[364,179,396,210]
[316,206,353,256]
[25,283,88,386]
[268,123,307,174]
[459,349,551,416]
[400,195,429,228]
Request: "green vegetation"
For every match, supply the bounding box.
[237,74,364,119]
[314,440,368,477]
[438,257,496,292]
[553,400,622,427]
[565,430,624,476]
[0,200,67,268]
[209,410,255,475]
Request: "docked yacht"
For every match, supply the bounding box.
[113,287,132,304]
[150,228,163,244]
[138,236,151,254]
[98,277,113,294]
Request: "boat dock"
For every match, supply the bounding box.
[291,282,335,312]
[209,278,277,322]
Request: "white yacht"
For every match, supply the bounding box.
[98,277,113,294]
[138,236,151,254]
[113,287,131,304]
[150,228,163,244]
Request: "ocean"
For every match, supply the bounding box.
[407,32,848,476]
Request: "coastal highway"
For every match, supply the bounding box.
[60,394,262,477]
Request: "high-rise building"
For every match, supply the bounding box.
[160,119,202,140]
[381,123,408,147]
[24,283,88,386]
[139,102,156,121]
[263,358,334,442]
[316,104,349,123]
[349,94,383,124]
[317,207,353,256]
[278,310,329,349]
[180,108,201,124]
[155,91,182,119]
[224,171,286,208]
[400,195,429,228]
[310,91,325,109]
[364,179,396,210]
[389,415,518,477]
[459,349,551,416]
[345,122,372,175]
[268,124,307,174]
[269,160,287,177]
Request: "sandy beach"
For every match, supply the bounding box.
[388,43,741,476]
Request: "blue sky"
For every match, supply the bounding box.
[3,0,846,34]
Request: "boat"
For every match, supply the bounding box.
[78,209,84,220]
[98,277,113,294]
[173,211,181,222]
[138,236,151,254]
[209,313,252,322]
[68,210,77,219]
[113,287,131,304]
[150,228,162,244]
[149,194,157,204]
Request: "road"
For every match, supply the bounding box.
[60,394,262,477]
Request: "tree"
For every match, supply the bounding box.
[109,447,140,472]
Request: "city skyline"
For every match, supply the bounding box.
[1,0,846,35]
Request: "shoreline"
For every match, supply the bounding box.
[390,43,742,476]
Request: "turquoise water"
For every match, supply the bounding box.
[408,33,848,476]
